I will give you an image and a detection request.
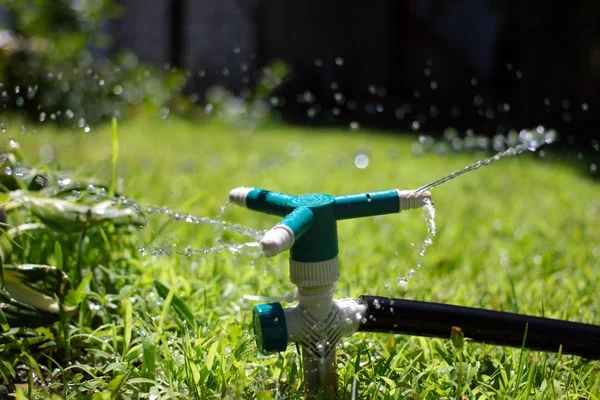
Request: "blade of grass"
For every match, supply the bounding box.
[153,280,197,330]
[0,308,9,331]
[109,117,119,199]
[515,323,529,392]
[123,298,132,356]
[74,228,87,283]
[54,241,63,271]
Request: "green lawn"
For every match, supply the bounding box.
[1,114,599,399]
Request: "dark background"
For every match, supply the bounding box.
[116,0,600,145]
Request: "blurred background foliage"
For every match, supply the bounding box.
[0,0,189,125]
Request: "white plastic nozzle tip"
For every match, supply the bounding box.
[229,187,253,207]
[261,225,295,258]
[397,189,432,211]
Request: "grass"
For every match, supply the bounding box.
[1,113,599,399]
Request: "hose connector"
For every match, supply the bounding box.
[397,189,432,211]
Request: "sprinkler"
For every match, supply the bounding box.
[230,187,600,395]
[230,187,430,394]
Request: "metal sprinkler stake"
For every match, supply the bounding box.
[230,187,430,395]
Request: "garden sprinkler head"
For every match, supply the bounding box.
[230,186,429,394]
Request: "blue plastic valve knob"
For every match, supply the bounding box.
[253,303,288,353]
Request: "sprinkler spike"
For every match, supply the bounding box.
[397,189,432,211]
[261,225,295,258]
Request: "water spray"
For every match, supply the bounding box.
[230,186,600,395]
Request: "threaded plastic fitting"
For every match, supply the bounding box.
[229,187,254,207]
[261,225,295,257]
[396,190,432,211]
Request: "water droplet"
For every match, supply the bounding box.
[34,175,45,187]
[581,102,589,112]
[354,154,369,169]
[591,164,598,174]
[4,167,12,175]
[430,81,438,90]
[57,177,71,190]
[287,142,302,158]
[39,112,46,122]
[14,164,28,179]
[411,142,424,156]
[349,121,360,131]
[397,277,408,291]
[38,144,54,164]
[113,85,123,95]
[334,57,344,66]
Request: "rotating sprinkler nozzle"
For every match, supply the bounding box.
[230,187,430,394]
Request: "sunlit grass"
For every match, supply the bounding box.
[2,114,599,398]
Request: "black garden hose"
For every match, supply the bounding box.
[358,295,600,359]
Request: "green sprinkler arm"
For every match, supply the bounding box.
[230,187,430,259]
